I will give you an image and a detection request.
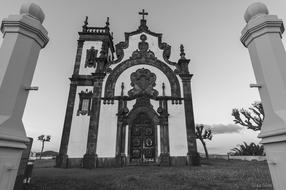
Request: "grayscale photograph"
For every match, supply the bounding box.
[0,0,285,189]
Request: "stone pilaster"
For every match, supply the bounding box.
[120,123,127,165]
[73,40,84,75]
[83,73,105,169]
[56,83,77,168]
[0,3,48,189]
[241,3,286,189]
[115,99,128,167]
[180,74,200,166]
[115,99,123,165]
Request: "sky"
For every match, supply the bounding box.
[0,0,286,155]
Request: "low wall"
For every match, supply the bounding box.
[208,154,229,160]
[170,156,187,166]
[68,158,82,168]
[66,156,188,168]
[32,155,267,169]
[66,157,117,168]
[97,157,117,168]
[33,159,56,168]
[229,155,266,161]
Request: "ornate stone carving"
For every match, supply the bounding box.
[130,34,156,60]
[110,16,177,67]
[128,68,158,97]
[77,89,93,116]
[85,46,98,68]
[104,58,181,98]
[174,45,190,75]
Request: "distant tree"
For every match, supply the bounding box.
[38,135,51,159]
[230,142,265,156]
[195,124,212,159]
[232,102,264,131]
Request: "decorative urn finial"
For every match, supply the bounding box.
[244,2,269,23]
[106,17,110,27]
[20,2,45,23]
[180,44,186,59]
[84,16,88,27]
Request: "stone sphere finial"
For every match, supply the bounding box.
[20,3,45,23]
[244,2,269,23]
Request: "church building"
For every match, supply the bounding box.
[56,10,199,168]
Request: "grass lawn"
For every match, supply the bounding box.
[29,159,273,190]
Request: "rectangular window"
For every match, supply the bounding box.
[82,99,89,112]
[77,90,93,116]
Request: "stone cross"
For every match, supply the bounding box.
[241,2,286,190]
[0,3,48,190]
[139,9,148,20]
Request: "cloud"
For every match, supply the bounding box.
[203,124,243,134]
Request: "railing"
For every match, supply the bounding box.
[82,26,110,34]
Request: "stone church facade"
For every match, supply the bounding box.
[56,10,199,168]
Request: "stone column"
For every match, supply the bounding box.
[83,73,105,169]
[0,3,48,190]
[159,99,170,166]
[56,82,77,168]
[120,120,127,163]
[115,99,127,167]
[180,74,200,166]
[241,3,286,190]
[115,99,124,165]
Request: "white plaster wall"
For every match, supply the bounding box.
[67,86,93,158]
[97,102,117,157]
[79,41,102,75]
[125,125,129,155]
[157,125,161,155]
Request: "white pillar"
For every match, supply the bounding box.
[0,3,48,189]
[241,3,286,190]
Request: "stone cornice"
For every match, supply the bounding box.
[241,15,284,47]
[0,133,29,149]
[1,14,49,48]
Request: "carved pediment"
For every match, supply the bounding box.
[128,68,158,97]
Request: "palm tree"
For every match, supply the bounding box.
[38,135,51,159]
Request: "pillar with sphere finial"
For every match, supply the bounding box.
[0,3,48,190]
[241,2,286,189]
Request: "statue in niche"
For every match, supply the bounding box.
[85,46,98,68]
[138,34,148,52]
[131,34,155,59]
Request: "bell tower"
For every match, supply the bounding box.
[56,17,114,168]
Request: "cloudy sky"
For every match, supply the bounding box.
[0,0,286,155]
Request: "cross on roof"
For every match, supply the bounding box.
[139,9,148,20]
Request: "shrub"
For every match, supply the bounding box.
[230,142,265,156]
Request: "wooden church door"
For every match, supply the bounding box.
[130,112,156,164]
